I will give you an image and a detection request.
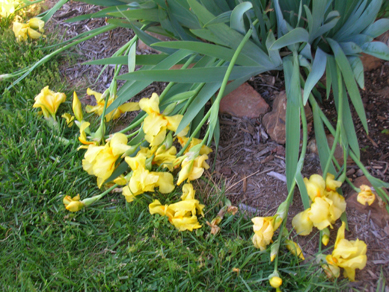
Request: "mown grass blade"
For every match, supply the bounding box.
[303,48,327,104]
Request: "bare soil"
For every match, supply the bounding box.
[45,2,389,291]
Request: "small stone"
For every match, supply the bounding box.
[356,169,364,177]
[219,82,270,118]
[263,91,312,144]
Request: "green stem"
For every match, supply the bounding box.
[82,184,118,207]
[323,66,343,181]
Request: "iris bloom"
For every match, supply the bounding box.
[139,144,177,171]
[123,153,175,202]
[139,93,188,146]
[149,196,204,232]
[357,185,375,206]
[63,194,84,212]
[251,216,281,251]
[82,133,131,187]
[326,222,367,281]
[33,86,66,119]
[176,152,210,185]
[293,174,346,235]
[13,17,44,42]
[1,0,15,17]
[86,88,139,122]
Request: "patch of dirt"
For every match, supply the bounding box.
[45,2,389,290]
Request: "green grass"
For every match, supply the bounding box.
[0,12,348,292]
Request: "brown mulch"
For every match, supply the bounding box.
[44,2,389,291]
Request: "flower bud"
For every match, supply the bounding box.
[72,91,83,122]
[63,194,84,212]
[322,228,330,246]
[270,240,280,262]
[269,272,282,288]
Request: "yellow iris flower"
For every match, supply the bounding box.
[149,194,204,232]
[82,133,131,188]
[1,0,15,17]
[176,153,210,185]
[33,86,66,119]
[139,144,177,171]
[293,174,346,235]
[357,185,375,206]
[139,93,188,146]
[123,153,175,202]
[325,222,367,281]
[85,88,139,122]
[251,216,281,251]
[13,17,44,42]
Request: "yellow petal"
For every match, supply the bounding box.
[181,183,195,200]
[292,209,313,236]
[357,185,375,206]
[109,133,129,156]
[304,174,325,201]
[139,92,160,115]
[79,121,94,145]
[165,114,183,132]
[118,102,140,113]
[171,214,202,231]
[27,28,42,39]
[269,277,282,288]
[154,172,175,194]
[28,18,45,32]
[308,197,332,230]
[87,88,103,103]
[325,173,342,192]
[61,113,74,127]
